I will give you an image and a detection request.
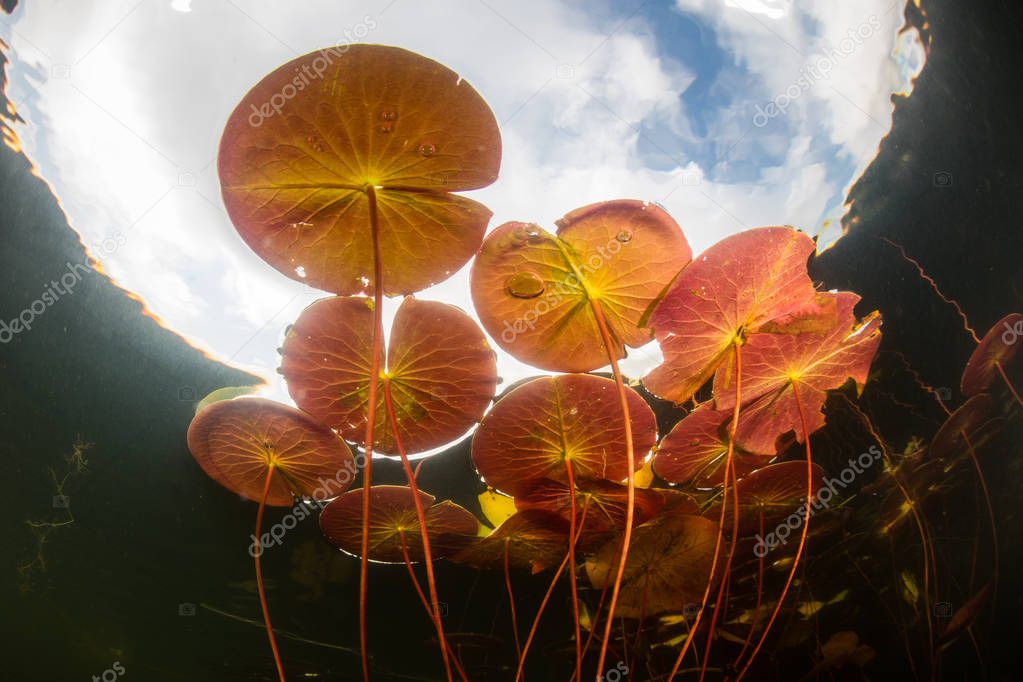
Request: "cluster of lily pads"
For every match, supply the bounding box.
[185,44,1019,681]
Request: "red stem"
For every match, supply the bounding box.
[255,467,286,682]
[383,379,454,682]
[515,501,591,682]
[734,380,813,681]
[994,361,1023,408]
[396,530,469,682]
[359,185,385,682]
[565,459,583,680]
[589,298,637,681]
[504,540,523,662]
[668,342,742,680]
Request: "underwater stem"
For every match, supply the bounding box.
[396,530,469,682]
[565,458,583,681]
[668,342,743,680]
[358,185,386,682]
[255,467,286,682]
[383,379,454,682]
[994,361,1023,408]
[504,539,523,662]
[588,297,637,682]
[735,380,813,681]
[515,501,590,682]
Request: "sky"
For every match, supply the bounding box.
[0,0,925,407]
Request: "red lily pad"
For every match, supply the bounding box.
[281,296,498,454]
[471,374,658,496]
[470,200,691,372]
[930,394,1003,462]
[643,227,824,403]
[515,478,664,540]
[652,403,772,487]
[218,45,501,296]
[732,460,826,533]
[720,292,882,454]
[187,397,355,506]
[584,511,718,618]
[961,313,1023,396]
[451,510,569,572]
[319,485,478,563]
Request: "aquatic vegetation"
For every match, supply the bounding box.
[183,43,1020,681]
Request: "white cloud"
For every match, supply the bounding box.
[1,0,924,394]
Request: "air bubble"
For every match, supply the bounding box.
[505,272,545,299]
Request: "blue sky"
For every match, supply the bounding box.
[0,0,925,406]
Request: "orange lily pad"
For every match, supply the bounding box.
[218,45,501,295]
[720,292,882,454]
[652,403,772,488]
[319,485,477,563]
[643,227,824,403]
[961,313,1022,396]
[471,374,658,496]
[584,511,718,618]
[187,397,356,506]
[281,296,498,454]
[470,200,691,372]
[514,478,664,541]
[451,510,569,572]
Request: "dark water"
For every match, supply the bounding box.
[2,0,1022,680]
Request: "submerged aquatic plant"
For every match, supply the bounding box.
[184,42,1018,682]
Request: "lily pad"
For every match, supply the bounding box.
[281,295,498,454]
[187,397,355,506]
[471,374,657,496]
[470,200,691,372]
[218,44,501,295]
[319,485,478,563]
[643,227,825,403]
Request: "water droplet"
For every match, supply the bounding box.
[379,123,393,134]
[419,143,436,157]
[295,266,306,278]
[380,109,398,121]
[616,229,633,243]
[505,272,545,299]
[569,407,578,416]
